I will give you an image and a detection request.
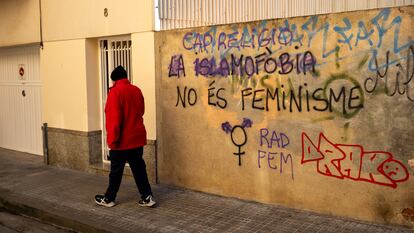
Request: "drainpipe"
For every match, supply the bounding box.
[39,0,43,49]
[42,123,49,165]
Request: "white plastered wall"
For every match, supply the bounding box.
[40,39,89,132]
[132,32,157,140]
[0,0,40,47]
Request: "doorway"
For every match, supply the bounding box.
[0,45,42,155]
[99,36,133,161]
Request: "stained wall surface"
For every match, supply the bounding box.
[132,32,157,140]
[41,0,154,41]
[156,6,414,226]
[41,39,90,132]
[0,0,40,47]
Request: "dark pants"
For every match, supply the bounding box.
[105,147,152,201]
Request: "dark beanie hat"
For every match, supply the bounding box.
[110,65,127,81]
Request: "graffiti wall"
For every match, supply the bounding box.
[156,6,414,226]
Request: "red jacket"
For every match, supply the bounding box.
[105,79,147,150]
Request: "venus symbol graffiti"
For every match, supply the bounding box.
[221,118,253,166]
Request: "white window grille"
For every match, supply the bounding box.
[156,0,414,31]
[99,36,133,161]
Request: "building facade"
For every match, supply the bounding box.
[0,0,413,227]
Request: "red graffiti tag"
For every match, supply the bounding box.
[301,132,409,188]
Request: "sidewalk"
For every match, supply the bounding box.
[0,148,412,233]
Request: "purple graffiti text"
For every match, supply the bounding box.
[259,128,289,149]
[258,150,294,180]
[193,50,316,78]
[168,55,186,78]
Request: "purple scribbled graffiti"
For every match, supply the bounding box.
[241,118,253,128]
[221,121,232,134]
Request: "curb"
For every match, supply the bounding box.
[0,189,112,233]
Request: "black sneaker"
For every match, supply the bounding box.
[95,194,115,207]
[138,195,156,207]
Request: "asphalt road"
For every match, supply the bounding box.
[0,207,76,233]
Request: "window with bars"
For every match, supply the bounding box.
[99,37,133,161]
[100,38,133,93]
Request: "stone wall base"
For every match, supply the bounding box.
[47,127,157,184]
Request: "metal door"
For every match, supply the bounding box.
[99,37,133,160]
[0,45,42,155]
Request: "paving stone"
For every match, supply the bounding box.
[0,148,412,233]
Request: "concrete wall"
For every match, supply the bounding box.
[41,0,154,41]
[47,128,102,171]
[132,32,157,140]
[40,0,157,139]
[41,37,157,181]
[0,1,157,179]
[36,1,158,181]
[156,6,414,226]
[41,39,104,171]
[0,0,40,47]
[85,38,102,131]
[41,39,91,131]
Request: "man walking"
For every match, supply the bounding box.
[95,65,156,208]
